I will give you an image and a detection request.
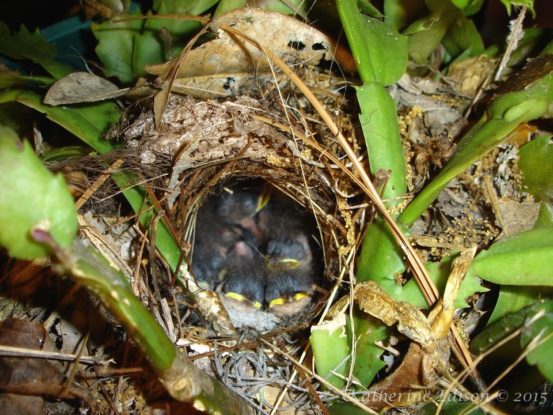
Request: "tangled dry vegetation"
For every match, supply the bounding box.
[0,8,542,415]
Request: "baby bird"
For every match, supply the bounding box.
[191,183,269,288]
[265,221,316,315]
[191,197,241,288]
[215,185,271,241]
[221,241,266,310]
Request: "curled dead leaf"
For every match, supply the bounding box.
[44,72,128,105]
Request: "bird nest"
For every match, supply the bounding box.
[116,73,364,336]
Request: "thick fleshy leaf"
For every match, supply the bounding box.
[442,13,484,59]
[0,126,77,259]
[403,1,458,64]
[519,135,553,203]
[0,22,71,79]
[472,303,537,354]
[400,55,553,226]
[0,89,118,154]
[346,313,387,386]
[383,0,426,30]
[472,227,553,286]
[487,286,545,325]
[92,16,166,84]
[336,0,408,85]
[451,0,484,15]
[521,300,553,382]
[92,0,214,84]
[356,84,407,204]
[500,0,535,16]
[310,315,350,388]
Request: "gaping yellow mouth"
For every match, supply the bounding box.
[267,257,302,270]
[268,292,309,309]
[224,292,262,309]
[256,186,272,212]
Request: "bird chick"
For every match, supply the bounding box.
[191,197,242,288]
[265,232,315,315]
[216,185,270,241]
[221,241,266,310]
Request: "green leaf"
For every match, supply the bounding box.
[500,0,535,16]
[347,318,387,386]
[521,300,553,382]
[442,13,484,59]
[472,227,553,286]
[403,259,487,309]
[0,22,71,79]
[357,219,405,285]
[451,0,484,15]
[535,203,553,228]
[92,16,165,84]
[215,0,305,17]
[489,286,544,325]
[384,0,427,30]
[329,402,370,415]
[0,88,183,273]
[0,68,53,89]
[336,0,408,85]
[0,126,77,259]
[310,315,350,388]
[471,302,538,354]
[93,0,214,84]
[519,135,553,203]
[356,83,407,203]
[404,7,458,64]
[399,55,553,226]
[214,0,248,17]
[0,89,118,154]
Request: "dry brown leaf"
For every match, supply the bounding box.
[355,281,436,350]
[44,72,128,105]
[496,199,540,236]
[145,8,335,80]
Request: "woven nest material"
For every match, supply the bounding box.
[117,77,365,334]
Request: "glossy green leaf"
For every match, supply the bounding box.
[519,135,553,203]
[0,69,53,89]
[346,311,388,386]
[419,399,485,415]
[501,0,535,16]
[93,1,215,84]
[442,13,484,59]
[357,219,405,285]
[311,315,350,388]
[472,227,553,286]
[403,4,458,64]
[336,0,408,85]
[400,56,553,226]
[213,0,247,17]
[521,300,553,382]
[0,126,77,259]
[403,259,487,309]
[471,302,538,354]
[0,22,71,79]
[215,0,304,17]
[384,0,427,30]
[535,203,553,228]
[0,88,182,272]
[92,16,166,84]
[0,89,118,154]
[356,83,407,203]
[451,0,484,15]
[488,286,545,325]
[329,402,370,415]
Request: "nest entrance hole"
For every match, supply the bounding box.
[189,177,326,331]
